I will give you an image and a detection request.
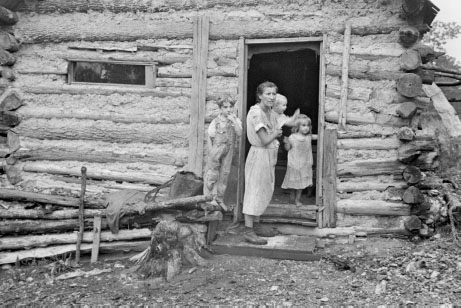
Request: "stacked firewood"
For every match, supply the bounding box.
[0,189,216,265]
[0,3,22,175]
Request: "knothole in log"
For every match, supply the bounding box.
[133,220,208,281]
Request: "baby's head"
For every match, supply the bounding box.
[273,94,287,115]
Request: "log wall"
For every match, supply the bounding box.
[0,0,444,236]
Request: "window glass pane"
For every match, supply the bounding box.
[73,62,146,85]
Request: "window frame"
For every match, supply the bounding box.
[67,58,156,88]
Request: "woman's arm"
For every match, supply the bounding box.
[257,127,282,146]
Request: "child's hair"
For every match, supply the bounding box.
[216,97,236,108]
[292,114,312,135]
[255,81,278,103]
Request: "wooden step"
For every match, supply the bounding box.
[210,232,320,261]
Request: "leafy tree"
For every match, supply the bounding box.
[422,20,461,69]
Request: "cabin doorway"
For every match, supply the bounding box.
[235,38,324,227]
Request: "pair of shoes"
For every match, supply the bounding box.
[243,229,267,245]
[254,223,279,237]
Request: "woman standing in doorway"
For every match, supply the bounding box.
[242,81,282,245]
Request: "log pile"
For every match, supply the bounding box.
[0,3,20,174]
[0,188,217,265]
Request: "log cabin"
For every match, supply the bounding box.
[0,0,461,262]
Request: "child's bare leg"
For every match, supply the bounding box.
[295,189,303,207]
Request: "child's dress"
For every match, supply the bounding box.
[281,134,313,190]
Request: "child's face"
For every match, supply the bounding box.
[299,120,311,135]
[273,99,287,115]
[220,102,234,117]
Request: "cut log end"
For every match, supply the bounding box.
[135,220,208,281]
[403,165,423,184]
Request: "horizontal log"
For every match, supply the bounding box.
[336,213,408,229]
[13,137,187,167]
[14,118,189,145]
[0,228,152,251]
[266,224,410,238]
[16,12,407,43]
[326,65,403,81]
[0,208,104,220]
[0,188,106,208]
[23,161,176,185]
[0,218,90,235]
[22,84,189,97]
[326,111,410,127]
[337,181,408,193]
[337,137,400,150]
[338,159,406,177]
[262,205,316,220]
[336,200,412,216]
[0,241,149,264]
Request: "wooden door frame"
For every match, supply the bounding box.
[234,36,327,224]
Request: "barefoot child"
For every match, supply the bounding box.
[281,114,317,207]
[204,98,242,211]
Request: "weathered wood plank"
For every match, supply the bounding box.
[337,180,408,193]
[188,16,209,176]
[338,22,351,131]
[320,128,337,228]
[326,111,410,127]
[337,137,400,150]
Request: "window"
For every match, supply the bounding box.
[68,59,155,87]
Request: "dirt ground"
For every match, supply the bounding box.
[1,233,461,306]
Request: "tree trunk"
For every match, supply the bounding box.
[0,5,18,25]
[14,137,187,167]
[0,188,106,208]
[397,127,415,141]
[0,228,152,251]
[337,181,408,193]
[0,31,19,51]
[0,241,149,265]
[338,159,406,177]
[135,220,208,281]
[14,118,189,145]
[337,137,400,150]
[400,49,421,71]
[23,161,174,186]
[403,166,423,184]
[404,215,422,231]
[397,73,423,98]
[402,186,424,204]
[16,13,407,43]
[336,200,411,216]
[396,102,418,119]
[0,208,104,220]
[325,111,410,128]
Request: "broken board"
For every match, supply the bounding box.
[210,233,320,261]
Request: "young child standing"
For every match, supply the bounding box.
[204,98,242,211]
[281,114,317,207]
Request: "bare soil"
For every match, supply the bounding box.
[1,233,461,306]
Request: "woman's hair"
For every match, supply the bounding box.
[255,81,278,103]
[292,114,312,135]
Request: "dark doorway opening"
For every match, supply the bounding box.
[246,45,320,208]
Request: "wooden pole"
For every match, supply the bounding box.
[75,166,87,264]
[338,22,352,132]
[91,215,102,263]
